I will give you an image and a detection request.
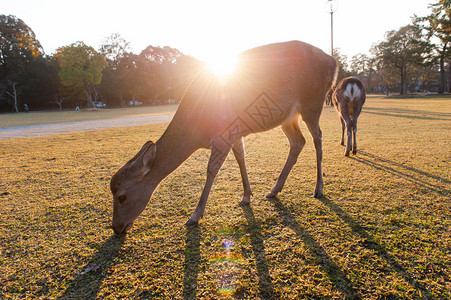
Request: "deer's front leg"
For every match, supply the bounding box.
[186,143,231,226]
[266,118,305,198]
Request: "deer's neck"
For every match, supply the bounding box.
[151,121,201,184]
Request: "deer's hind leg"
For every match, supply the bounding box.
[340,117,345,146]
[232,138,252,206]
[266,116,306,198]
[304,117,324,198]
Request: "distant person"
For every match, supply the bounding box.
[75,106,80,111]
[24,104,29,113]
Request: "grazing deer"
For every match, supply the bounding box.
[110,41,338,234]
[332,77,366,156]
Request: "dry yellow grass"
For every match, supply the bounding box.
[0,96,449,298]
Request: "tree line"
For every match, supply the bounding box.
[0,17,203,112]
[0,0,449,112]
[333,0,449,96]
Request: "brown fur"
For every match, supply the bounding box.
[110,41,338,233]
[332,77,366,156]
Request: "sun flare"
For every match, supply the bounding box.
[204,53,238,78]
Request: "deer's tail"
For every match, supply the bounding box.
[343,82,361,103]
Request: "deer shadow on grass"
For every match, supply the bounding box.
[317,196,429,298]
[240,205,276,299]
[61,234,126,299]
[353,150,450,196]
[269,197,359,298]
[183,225,202,299]
[363,107,451,121]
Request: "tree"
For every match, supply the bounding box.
[99,42,187,107]
[138,45,184,104]
[0,15,56,112]
[52,94,65,111]
[99,33,131,68]
[370,44,399,95]
[373,25,432,94]
[99,34,136,106]
[5,80,20,112]
[55,41,107,107]
[168,54,204,102]
[332,48,351,83]
[0,15,43,78]
[350,53,382,93]
[140,45,182,64]
[414,0,451,93]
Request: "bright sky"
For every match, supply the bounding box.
[2,0,432,65]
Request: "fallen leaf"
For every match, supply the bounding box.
[80,263,101,275]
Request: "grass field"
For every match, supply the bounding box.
[0,96,450,299]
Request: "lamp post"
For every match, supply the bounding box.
[326,0,338,57]
[325,0,338,106]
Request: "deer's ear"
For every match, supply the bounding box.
[128,141,154,164]
[142,143,157,167]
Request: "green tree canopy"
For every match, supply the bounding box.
[373,25,432,94]
[0,14,44,77]
[98,37,197,107]
[414,0,451,93]
[99,34,137,106]
[0,15,58,112]
[99,33,131,69]
[135,45,185,104]
[55,41,106,107]
[421,0,451,46]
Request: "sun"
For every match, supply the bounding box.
[204,53,239,78]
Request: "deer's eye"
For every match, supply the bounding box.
[118,195,126,204]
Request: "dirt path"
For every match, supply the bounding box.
[0,114,174,140]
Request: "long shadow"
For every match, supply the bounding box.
[363,107,451,121]
[364,106,451,117]
[351,151,449,196]
[363,110,448,121]
[61,234,126,299]
[359,150,450,185]
[317,196,429,298]
[241,205,276,299]
[269,197,359,299]
[183,225,202,299]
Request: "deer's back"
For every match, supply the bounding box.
[173,41,337,146]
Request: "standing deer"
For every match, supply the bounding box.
[332,77,366,156]
[110,41,338,234]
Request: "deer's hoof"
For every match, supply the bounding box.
[313,191,323,199]
[344,152,350,157]
[185,219,198,226]
[239,199,251,206]
[352,149,357,155]
[239,201,250,206]
[265,192,277,198]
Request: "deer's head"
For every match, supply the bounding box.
[110,141,157,234]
